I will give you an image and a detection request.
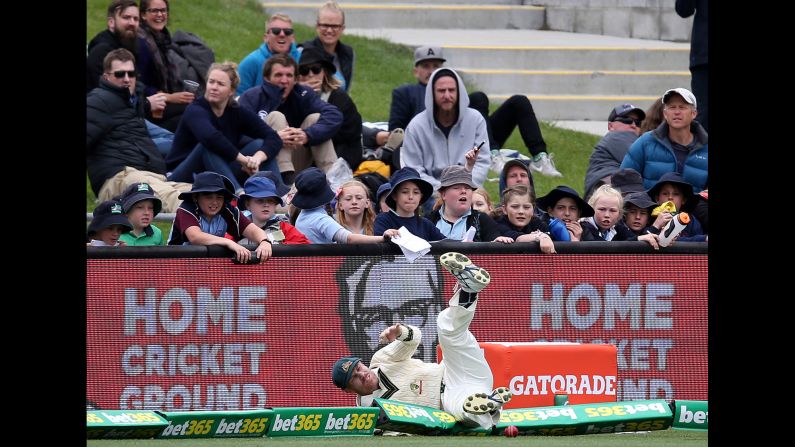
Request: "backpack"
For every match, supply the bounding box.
[354,172,389,202]
[168,30,215,95]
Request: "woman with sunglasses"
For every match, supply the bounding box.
[136,0,195,131]
[297,47,365,173]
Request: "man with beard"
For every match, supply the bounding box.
[87,0,142,93]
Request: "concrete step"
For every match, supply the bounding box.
[443,45,690,71]
[340,0,525,3]
[491,94,660,121]
[261,2,545,30]
[457,68,690,96]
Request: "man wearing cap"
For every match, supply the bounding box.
[583,103,646,200]
[620,87,708,192]
[400,68,491,209]
[237,13,303,96]
[332,252,512,431]
[427,166,510,242]
[239,54,342,185]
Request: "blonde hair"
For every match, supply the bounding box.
[318,1,345,24]
[588,184,624,211]
[207,61,240,100]
[472,188,494,213]
[334,180,375,235]
[267,13,293,27]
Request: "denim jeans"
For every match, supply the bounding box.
[167,139,281,192]
[145,120,174,158]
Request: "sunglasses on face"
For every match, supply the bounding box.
[298,65,324,76]
[110,70,136,79]
[613,116,641,126]
[268,27,294,36]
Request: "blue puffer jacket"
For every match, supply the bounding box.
[620,122,708,191]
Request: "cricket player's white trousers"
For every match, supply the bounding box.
[437,291,500,430]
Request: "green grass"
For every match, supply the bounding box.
[86,0,601,212]
[87,429,706,446]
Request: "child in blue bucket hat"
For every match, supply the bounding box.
[167,171,273,263]
[291,167,399,244]
[239,176,310,244]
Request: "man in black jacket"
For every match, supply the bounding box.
[87,49,191,213]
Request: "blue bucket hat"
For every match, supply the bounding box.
[646,172,694,202]
[239,176,285,209]
[376,182,392,203]
[385,167,433,210]
[292,167,334,209]
[332,356,362,389]
[178,172,237,201]
[120,182,162,216]
[536,185,594,218]
[250,170,290,197]
[87,200,132,235]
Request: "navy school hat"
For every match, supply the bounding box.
[250,171,291,197]
[292,167,335,209]
[376,182,392,203]
[178,171,237,201]
[624,191,657,209]
[646,172,694,202]
[610,168,645,195]
[87,200,132,235]
[385,167,434,210]
[332,356,362,389]
[239,176,285,210]
[536,185,594,218]
[120,182,162,216]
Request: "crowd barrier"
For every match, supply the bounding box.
[87,241,707,412]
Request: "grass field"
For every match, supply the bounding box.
[87,429,707,446]
[86,0,601,213]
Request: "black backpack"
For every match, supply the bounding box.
[168,30,215,95]
[354,172,389,202]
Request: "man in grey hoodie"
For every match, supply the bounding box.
[400,68,491,210]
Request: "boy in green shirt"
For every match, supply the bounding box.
[119,182,164,246]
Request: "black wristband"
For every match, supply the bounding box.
[383,233,391,242]
[259,239,271,245]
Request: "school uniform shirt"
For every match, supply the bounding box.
[168,200,252,245]
[295,207,350,244]
[119,225,163,246]
[374,211,446,241]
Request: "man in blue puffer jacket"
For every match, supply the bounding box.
[620,88,708,192]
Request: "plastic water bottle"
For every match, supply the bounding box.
[658,212,690,247]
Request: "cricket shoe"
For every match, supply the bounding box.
[439,252,490,293]
[463,387,513,415]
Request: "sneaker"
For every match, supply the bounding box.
[439,252,490,293]
[463,387,513,415]
[529,152,563,177]
[384,128,404,151]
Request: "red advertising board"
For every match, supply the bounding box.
[87,254,707,411]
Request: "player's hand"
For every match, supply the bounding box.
[378,323,402,344]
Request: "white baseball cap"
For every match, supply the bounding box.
[663,88,697,108]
